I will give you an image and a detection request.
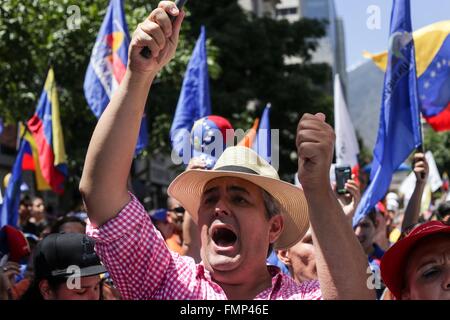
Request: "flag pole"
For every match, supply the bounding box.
[417,118,426,179]
[414,45,425,178]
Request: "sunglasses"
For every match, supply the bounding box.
[169,207,185,214]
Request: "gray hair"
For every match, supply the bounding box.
[262,190,282,220]
[262,190,283,257]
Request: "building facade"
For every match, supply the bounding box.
[238,0,280,18]
[274,0,347,94]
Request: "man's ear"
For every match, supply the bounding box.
[277,249,291,266]
[268,214,284,244]
[39,279,55,300]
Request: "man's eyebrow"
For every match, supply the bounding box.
[203,186,219,196]
[417,258,440,270]
[227,185,250,195]
[80,279,103,289]
[416,252,449,270]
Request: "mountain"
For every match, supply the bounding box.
[347,60,384,151]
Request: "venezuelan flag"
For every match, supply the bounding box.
[27,68,67,194]
[19,123,51,191]
[364,20,450,131]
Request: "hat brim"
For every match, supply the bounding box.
[79,265,107,277]
[380,223,450,299]
[52,264,107,278]
[168,169,309,250]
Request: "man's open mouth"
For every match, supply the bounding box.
[211,225,238,248]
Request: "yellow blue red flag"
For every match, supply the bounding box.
[365,20,450,131]
[27,68,67,194]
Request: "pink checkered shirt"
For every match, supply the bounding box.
[87,193,322,300]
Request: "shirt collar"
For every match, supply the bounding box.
[196,263,284,299]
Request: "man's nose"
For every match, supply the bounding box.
[214,198,231,217]
[442,268,450,291]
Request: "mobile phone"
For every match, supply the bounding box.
[140,0,189,59]
[335,166,351,194]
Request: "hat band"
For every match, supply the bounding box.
[214,165,259,175]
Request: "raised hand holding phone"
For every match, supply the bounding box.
[335,165,351,194]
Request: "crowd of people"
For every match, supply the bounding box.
[1,1,449,300]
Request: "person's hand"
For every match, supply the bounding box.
[412,152,429,185]
[296,113,335,194]
[0,261,20,296]
[128,1,185,75]
[186,157,207,170]
[334,175,361,218]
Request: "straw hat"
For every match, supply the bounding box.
[168,146,309,249]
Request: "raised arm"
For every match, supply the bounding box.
[80,2,185,227]
[402,152,429,231]
[296,113,375,300]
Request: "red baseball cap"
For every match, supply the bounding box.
[380,221,450,299]
[1,225,30,263]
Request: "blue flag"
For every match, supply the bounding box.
[84,0,148,155]
[1,140,26,228]
[170,26,211,157]
[353,0,422,226]
[253,103,272,164]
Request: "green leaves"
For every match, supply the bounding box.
[0,0,332,205]
[424,127,450,175]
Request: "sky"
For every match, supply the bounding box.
[334,0,450,70]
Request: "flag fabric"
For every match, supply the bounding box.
[0,140,27,228]
[334,74,360,173]
[353,0,422,226]
[27,68,67,195]
[253,103,271,164]
[399,151,443,201]
[399,174,432,213]
[425,151,443,192]
[19,123,51,191]
[364,20,450,131]
[237,118,260,148]
[84,0,147,154]
[170,26,211,157]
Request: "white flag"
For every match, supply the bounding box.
[425,151,443,193]
[334,74,359,168]
[399,151,443,207]
[399,171,416,202]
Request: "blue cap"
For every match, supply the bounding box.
[190,115,233,169]
[149,209,168,222]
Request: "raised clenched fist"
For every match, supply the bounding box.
[128,1,185,74]
[296,113,335,194]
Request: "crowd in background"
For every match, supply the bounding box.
[1,150,449,300]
